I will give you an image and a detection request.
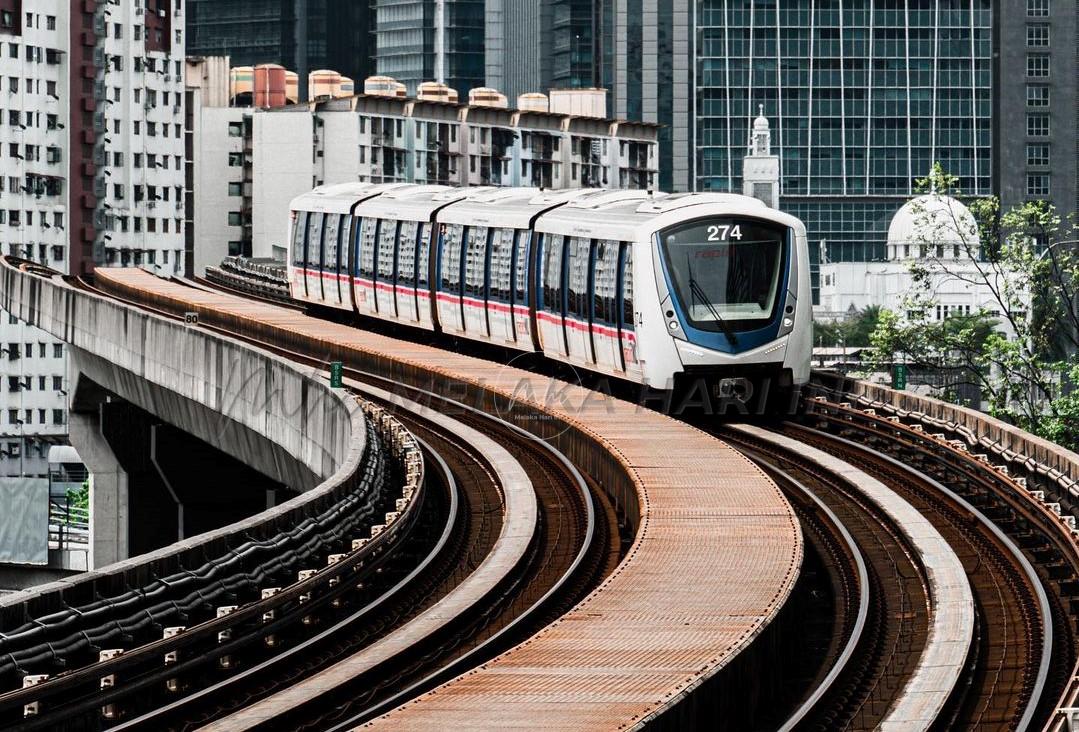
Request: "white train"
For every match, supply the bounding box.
[287,183,811,409]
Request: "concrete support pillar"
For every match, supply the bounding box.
[68,410,129,570]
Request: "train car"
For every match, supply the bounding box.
[287,185,811,407]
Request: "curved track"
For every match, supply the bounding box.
[86,266,803,730]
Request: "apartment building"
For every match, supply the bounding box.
[0,0,185,477]
[245,94,657,260]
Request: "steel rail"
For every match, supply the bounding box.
[790,420,1052,731]
[110,434,461,730]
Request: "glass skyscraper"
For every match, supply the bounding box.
[694,0,993,290]
[376,0,485,98]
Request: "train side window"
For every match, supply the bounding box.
[619,244,634,330]
[359,218,379,280]
[513,230,530,306]
[378,218,398,282]
[464,226,488,300]
[337,214,350,273]
[442,224,465,295]
[350,216,362,275]
[398,221,418,287]
[291,211,307,267]
[542,235,565,315]
[593,239,619,324]
[324,214,339,273]
[417,223,430,288]
[489,228,513,303]
[566,237,591,322]
[305,212,323,269]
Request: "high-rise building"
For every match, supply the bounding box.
[693,0,996,290]
[607,1,1076,298]
[0,0,186,478]
[374,0,485,98]
[486,0,612,103]
[186,0,374,101]
[996,0,1077,219]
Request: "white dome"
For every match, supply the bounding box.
[887,194,978,247]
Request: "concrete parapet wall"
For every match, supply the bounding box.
[813,372,1078,490]
[0,261,367,616]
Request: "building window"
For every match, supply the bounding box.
[227,121,243,137]
[1027,0,1049,16]
[53,343,62,358]
[228,241,243,256]
[52,409,63,426]
[1027,174,1050,197]
[1027,24,1049,47]
[228,182,242,196]
[1027,114,1050,137]
[1027,86,1050,107]
[228,212,242,226]
[1026,55,1050,77]
[228,153,243,167]
[1027,144,1050,167]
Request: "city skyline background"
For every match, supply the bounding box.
[186,0,1078,294]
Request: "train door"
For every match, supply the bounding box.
[337,214,353,306]
[376,219,398,317]
[591,239,624,374]
[488,228,515,345]
[290,211,308,298]
[437,223,466,334]
[511,230,532,347]
[463,226,489,337]
[354,218,379,315]
[564,237,593,366]
[396,221,419,323]
[346,215,361,313]
[416,222,435,328]
[537,234,567,357]
[618,243,642,381]
[304,212,324,301]
[323,213,341,305]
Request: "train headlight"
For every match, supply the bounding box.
[668,321,678,330]
[783,318,793,328]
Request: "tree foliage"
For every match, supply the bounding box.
[867,162,1079,450]
[815,306,883,348]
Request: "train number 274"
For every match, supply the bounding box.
[707,224,743,241]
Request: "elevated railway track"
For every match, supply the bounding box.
[0,257,1077,729]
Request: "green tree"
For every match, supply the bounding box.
[815,306,883,348]
[868,162,1079,450]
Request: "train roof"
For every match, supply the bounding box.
[535,191,801,241]
[436,187,603,228]
[352,184,482,220]
[290,183,408,214]
[291,185,805,239]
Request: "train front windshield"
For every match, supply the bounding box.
[659,219,788,333]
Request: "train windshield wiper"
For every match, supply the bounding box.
[688,276,737,346]
[684,253,737,346]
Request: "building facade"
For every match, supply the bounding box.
[186,0,374,102]
[0,0,185,478]
[242,95,657,260]
[598,1,1077,300]
[486,0,615,118]
[375,0,485,98]
[996,0,1078,219]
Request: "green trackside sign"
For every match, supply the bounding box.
[330,361,343,388]
[892,363,907,390]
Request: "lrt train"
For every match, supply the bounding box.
[287,183,812,409]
